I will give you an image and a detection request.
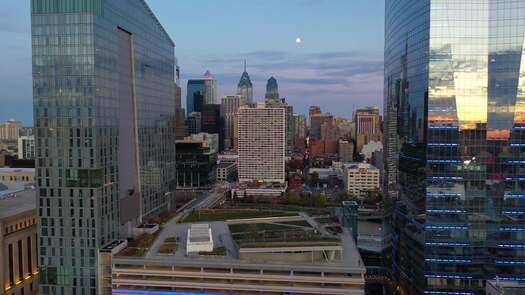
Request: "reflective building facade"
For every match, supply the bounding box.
[186,71,217,114]
[386,0,525,294]
[31,0,176,294]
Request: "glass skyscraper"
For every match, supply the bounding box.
[31,0,177,294]
[186,71,217,114]
[386,0,525,294]
[265,76,279,102]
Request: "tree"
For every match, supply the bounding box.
[310,172,320,187]
[313,193,328,208]
[285,191,301,205]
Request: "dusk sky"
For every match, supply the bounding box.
[0,0,384,125]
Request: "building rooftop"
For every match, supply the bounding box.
[0,181,35,198]
[343,162,379,170]
[0,188,36,219]
[217,162,236,169]
[0,168,35,173]
[116,211,365,273]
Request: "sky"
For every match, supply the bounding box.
[0,0,384,125]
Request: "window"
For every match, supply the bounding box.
[18,240,24,280]
[27,236,33,274]
[8,244,14,286]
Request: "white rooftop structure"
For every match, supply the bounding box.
[187,223,214,254]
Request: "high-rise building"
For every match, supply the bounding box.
[338,139,354,162]
[201,104,221,135]
[238,105,285,183]
[265,76,279,102]
[186,112,202,135]
[266,98,295,156]
[17,135,35,160]
[309,106,321,124]
[354,107,382,153]
[186,71,217,113]
[237,61,253,104]
[386,1,525,293]
[293,114,307,152]
[175,68,189,140]
[221,95,243,151]
[31,1,177,293]
[0,120,22,142]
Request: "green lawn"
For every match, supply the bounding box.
[229,223,293,234]
[180,209,297,223]
[239,238,341,248]
[277,220,312,227]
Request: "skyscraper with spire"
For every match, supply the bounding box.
[237,60,253,104]
[265,76,279,102]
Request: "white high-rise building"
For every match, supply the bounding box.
[238,106,285,183]
[17,135,35,160]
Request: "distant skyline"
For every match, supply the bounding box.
[0,0,384,124]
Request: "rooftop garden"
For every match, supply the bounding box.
[118,232,159,257]
[159,237,178,254]
[180,209,298,223]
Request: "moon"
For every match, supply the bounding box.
[295,37,302,44]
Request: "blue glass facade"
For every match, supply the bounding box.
[31,0,176,294]
[386,0,525,294]
[186,79,205,114]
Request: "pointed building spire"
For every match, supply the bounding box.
[243,59,247,72]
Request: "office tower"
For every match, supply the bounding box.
[266,98,294,156]
[176,134,218,188]
[201,104,222,151]
[175,69,189,140]
[238,106,285,183]
[1,188,38,295]
[338,139,354,162]
[31,0,177,294]
[335,117,355,140]
[293,114,307,152]
[310,113,334,140]
[309,105,321,119]
[237,61,253,104]
[186,112,202,135]
[186,71,217,113]
[201,104,221,135]
[0,120,22,142]
[386,1,525,294]
[221,95,243,151]
[265,76,279,102]
[17,135,35,160]
[354,107,382,153]
[309,112,337,160]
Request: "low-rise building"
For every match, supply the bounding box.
[216,162,237,182]
[343,163,380,198]
[0,188,38,295]
[0,168,34,183]
[98,215,366,295]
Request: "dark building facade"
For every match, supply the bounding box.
[201,104,223,151]
[386,0,525,294]
[176,142,215,188]
[31,0,176,294]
